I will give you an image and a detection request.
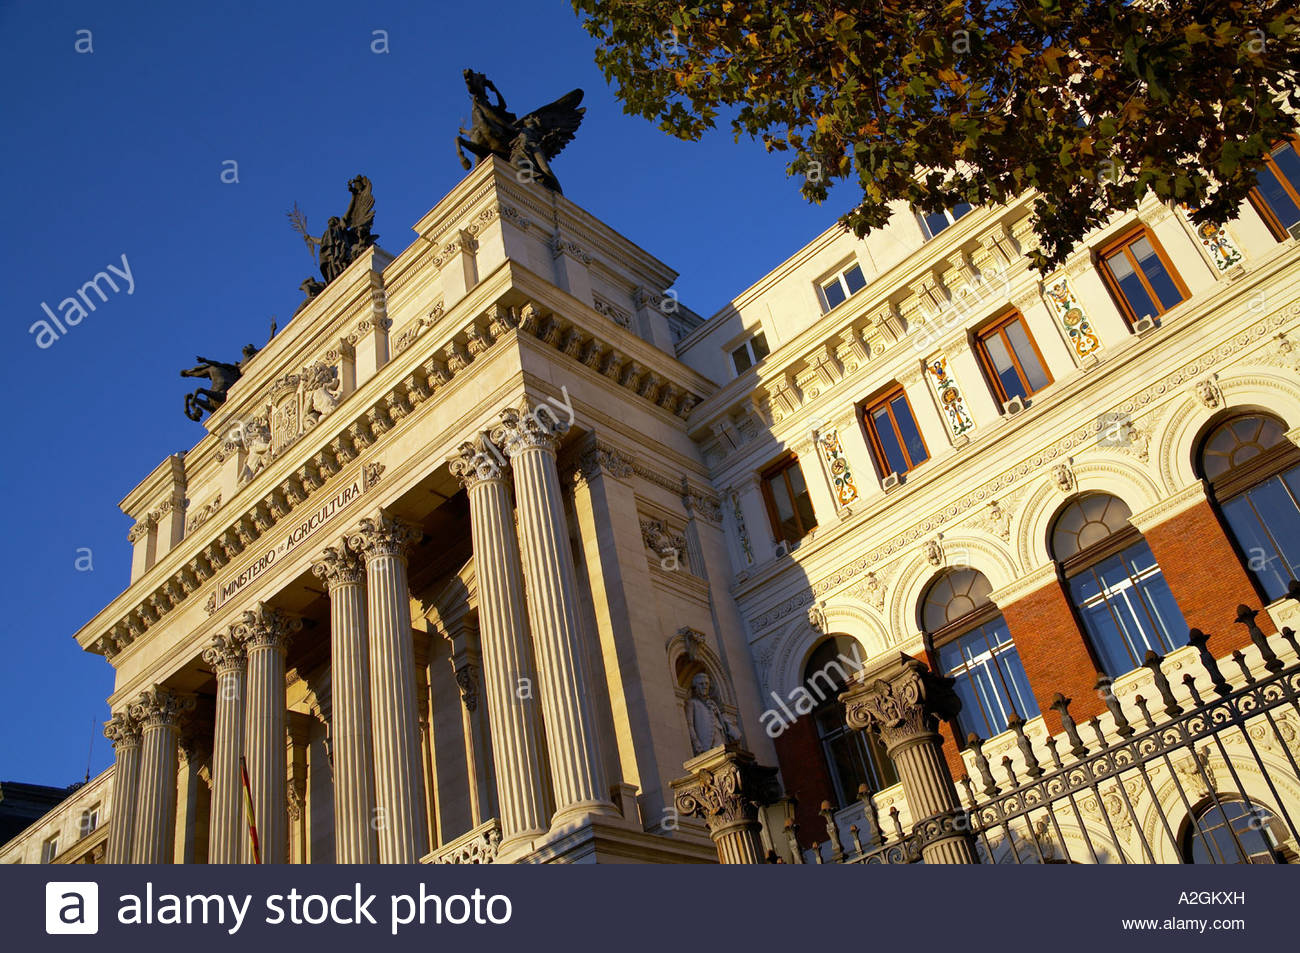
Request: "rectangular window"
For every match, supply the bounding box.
[976,310,1053,404]
[818,263,867,312]
[1251,138,1300,239]
[1098,226,1188,327]
[79,806,100,838]
[729,331,769,375]
[41,835,59,864]
[920,202,973,240]
[862,386,929,478]
[760,455,817,544]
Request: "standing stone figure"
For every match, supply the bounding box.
[686,673,740,755]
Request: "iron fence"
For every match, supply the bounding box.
[801,598,1300,865]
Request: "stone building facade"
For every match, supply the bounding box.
[7,144,1300,864]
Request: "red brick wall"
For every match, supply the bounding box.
[771,713,836,849]
[1000,580,1107,723]
[1142,499,1275,651]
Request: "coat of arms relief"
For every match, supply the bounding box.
[221,361,343,486]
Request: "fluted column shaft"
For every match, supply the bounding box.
[451,440,551,849]
[204,633,246,863]
[495,404,615,824]
[237,604,299,864]
[104,714,142,863]
[130,686,194,864]
[313,542,379,864]
[352,512,429,863]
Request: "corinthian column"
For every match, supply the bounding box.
[129,685,195,864]
[449,437,551,851]
[103,713,142,863]
[493,400,616,825]
[203,632,246,863]
[312,540,379,864]
[235,603,300,864]
[842,654,978,864]
[350,511,429,863]
[672,745,780,864]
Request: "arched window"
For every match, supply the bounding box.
[922,568,1038,741]
[1198,413,1300,602]
[1182,799,1288,864]
[1051,493,1190,676]
[804,636,897,802]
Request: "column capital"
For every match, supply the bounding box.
[233,602,301,652]
[202,631,247,674]
[671,745,781,839]
[311,539,366,590]
[104,712,142,749]
[348,509,421,562]
[842,654,961,751]
[491,397,570,458]
[128,685,196,730]
[448,435,509,489]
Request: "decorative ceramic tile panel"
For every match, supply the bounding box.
[816,429,859,506]
[1193,219,1244,272]
[924,355,975,437]
[1043,277,1102,360]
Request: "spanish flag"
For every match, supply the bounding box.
[240,755,262,865]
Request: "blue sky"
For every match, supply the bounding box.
[0,1,842,786]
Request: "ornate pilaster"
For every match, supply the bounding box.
[842,655,977,864]
[671,745,780,864]
[311,540,379,864]
[349,511,429,863]
[128,685,195,864]
[103,713,142,863]
[492,402,617,825]
[203,632,246,863]
[234,603,300,864]
[449,437,551,851]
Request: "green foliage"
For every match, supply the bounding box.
[572,0,1300,270]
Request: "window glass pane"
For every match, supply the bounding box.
[889,394,929,469]
[750,332,769,360]
[1222,495,1290,602]
[983,332,1025,401]
[1106,247,1160,320]
[1271,141,1300,190]
[1005,319,1051,393]
[1257,143,1300,230]
[923,210,951,238]
[822,278,847,310]
[871,406,908,475]
[951,201,972,221]
[843,264,866,295]
[1130,236,1184,311]
[786,463,817,534]
[1256,166,1300,229]
[731,345,752,375]
[766,472,795,523]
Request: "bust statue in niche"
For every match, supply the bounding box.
[685,672,740,755]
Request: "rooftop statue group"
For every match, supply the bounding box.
[179,71,584,423]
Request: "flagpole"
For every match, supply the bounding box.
[240,754,262,864]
